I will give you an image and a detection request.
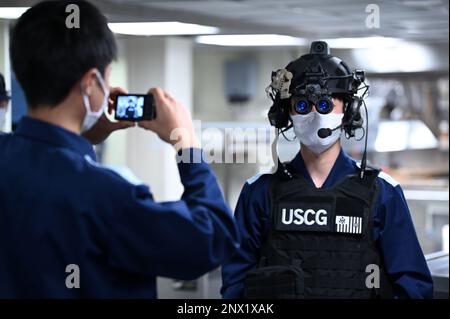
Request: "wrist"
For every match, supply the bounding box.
[176,146,204,164]
[172,133,200,152]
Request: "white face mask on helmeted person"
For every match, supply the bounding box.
[81,70,110,133]
[291,112,344,155]
[0,107,6,130]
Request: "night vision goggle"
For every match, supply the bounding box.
[291,84,335,115]
[290,67,365,115]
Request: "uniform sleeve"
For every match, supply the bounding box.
[377,182,434,299]
[107,148,240,280]
[221,180,269,298]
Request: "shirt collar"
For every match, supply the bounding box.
[15,116,96,160]
[290,147,356,188]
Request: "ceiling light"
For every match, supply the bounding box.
[374,120,439,152]
[108,22,219,36]
[322,36,404,49]
[352,42,435,72]
[402,0,442,7]
[196,34,307,47]
[0,7,29,19]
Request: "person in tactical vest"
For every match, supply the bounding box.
[221,41,433,299]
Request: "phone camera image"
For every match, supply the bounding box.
[114,94,156,121]
[115,95,145,120]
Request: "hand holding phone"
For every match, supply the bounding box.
[138,87,200,151]
[114,94,156,121]
[83,87,135,145]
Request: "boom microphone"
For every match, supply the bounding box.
[318,124,342,138]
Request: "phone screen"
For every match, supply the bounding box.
[114,94,156,121]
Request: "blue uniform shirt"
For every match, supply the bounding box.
[221,148,434,299]
[0,117,239,298]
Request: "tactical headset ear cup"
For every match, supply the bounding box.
[280,99,292,128]
[342,96,363,137]
[342,98,353,124]
[268,98,290,128]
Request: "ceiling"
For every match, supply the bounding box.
[1,0,449,43]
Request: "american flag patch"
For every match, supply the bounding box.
[335,215,362,234]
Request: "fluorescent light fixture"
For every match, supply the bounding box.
[0,7,29,19]
[196,34,307,47]
[374,120,439,152]
[108,22,219,36]
[322,36,403,49]
[402,0,443,7]
[352,41,435,72]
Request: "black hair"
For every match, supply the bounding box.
[10,0,117,109]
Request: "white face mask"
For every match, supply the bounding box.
[291,112,344,155]
[0,107,7,131]
[81,70,109,133]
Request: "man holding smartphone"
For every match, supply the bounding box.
[0,0,239,298]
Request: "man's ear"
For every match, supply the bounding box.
[80,68,98,96]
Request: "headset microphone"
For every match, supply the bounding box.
[317,124,342,138]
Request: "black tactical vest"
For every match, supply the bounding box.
[244,163,394,299]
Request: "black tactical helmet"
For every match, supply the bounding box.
[267,41,365,129]
[286,41,360,96]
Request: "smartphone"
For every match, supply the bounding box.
[114,94,156,121]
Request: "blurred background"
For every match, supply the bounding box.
[0,0,448,298]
